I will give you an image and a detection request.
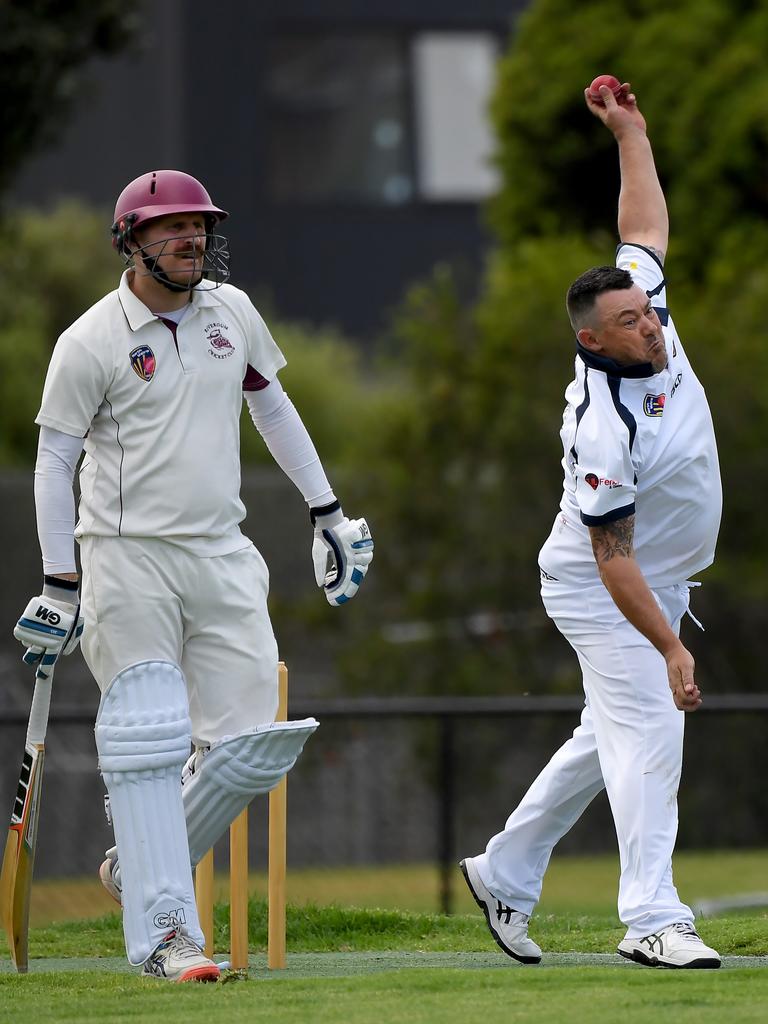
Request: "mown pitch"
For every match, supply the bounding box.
[2,949,768,975]
[1,855,766,1023]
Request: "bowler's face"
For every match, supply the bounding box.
[588,286,667,372]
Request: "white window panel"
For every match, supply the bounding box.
[413,32,500,201]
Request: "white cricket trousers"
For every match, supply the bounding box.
[79,536,279,747]
[476,579,696,938]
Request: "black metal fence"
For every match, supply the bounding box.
[3,694,767,915]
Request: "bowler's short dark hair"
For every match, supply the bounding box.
[566,266,634,332]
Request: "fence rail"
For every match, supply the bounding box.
[4,694,765,913]
[5,691,768,726]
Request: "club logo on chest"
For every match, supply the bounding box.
[205,322,235,359]
[643,393,665,417]
[129,345,156,382]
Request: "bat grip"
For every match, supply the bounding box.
[26,660,56,747]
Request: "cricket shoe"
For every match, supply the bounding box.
[98,851,122,906]
[618,922,721,969]
[460,856,542,964]
[142,929,220,982]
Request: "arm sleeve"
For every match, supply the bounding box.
[616,242,666,303]
[34,426,85,575]
[574,399,636,525]
[244,378,336,508]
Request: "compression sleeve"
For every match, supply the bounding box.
[34,426,84,575]
[244,378,336,508]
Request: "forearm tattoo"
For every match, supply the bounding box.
[589,515,635,564]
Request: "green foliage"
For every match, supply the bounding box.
[680,253,768,585]
[9,896,768,958]
[345,0,768,697]
[0,203,402,469]
[0,203,120,463]
[239,321,403,469]
[0,2,141,197]
[345,242,609,696]
[220,899,488,954]
[489,0,768,267]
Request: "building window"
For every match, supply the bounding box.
[265,29,500,205]
[413,32,500,201]
[266,34,413,204]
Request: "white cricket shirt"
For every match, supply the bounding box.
[36,272,286,555]
[539,243,722,588]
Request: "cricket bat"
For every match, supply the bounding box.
[0,656,56,973]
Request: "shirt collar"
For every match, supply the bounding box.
[575,341,657,379]
[117,270,222,332]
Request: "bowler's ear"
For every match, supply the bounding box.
[577,327,601,353]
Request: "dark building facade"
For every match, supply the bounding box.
[9,0,525,338]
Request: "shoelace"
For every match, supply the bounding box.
[671,922,700,939]
[155,930,204,961]
[170,931,207,960]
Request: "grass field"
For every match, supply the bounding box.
[1,852,766,1023]
[19,848,768,923]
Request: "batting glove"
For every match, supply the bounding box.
[311,501,374,606]
[14,578,84,667]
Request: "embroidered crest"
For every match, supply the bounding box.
[205,322,235,359]
[643,393,666,417]
[129,345,156,382]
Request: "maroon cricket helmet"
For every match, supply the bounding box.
[111,169,228,254]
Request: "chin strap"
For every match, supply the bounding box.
[142,256,196,292]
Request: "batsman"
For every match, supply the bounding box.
[10,170,374,980]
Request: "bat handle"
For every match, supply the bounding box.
[26,657,56,748]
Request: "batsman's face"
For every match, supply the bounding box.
[134,213,208,285]
[580,286,667,373]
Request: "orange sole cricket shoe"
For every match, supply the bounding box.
[142,929,221,982]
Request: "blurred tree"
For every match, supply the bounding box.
[341,0,768,696]
[340,242,608,697]
[0,1,142,198]
[486,0,768,690]
[0,203,404,471]
[489,0,768,268]
[0,202,119,463]
[240,321,404,469]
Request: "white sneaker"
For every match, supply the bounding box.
[98,853,122,906]
[142,929,221,982]
[618,922,721,969]
[460,856,542,964]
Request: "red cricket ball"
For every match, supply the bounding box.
[588,74,623,104]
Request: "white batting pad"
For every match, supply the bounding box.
[183,718,318,866]
[95,660,204,965]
